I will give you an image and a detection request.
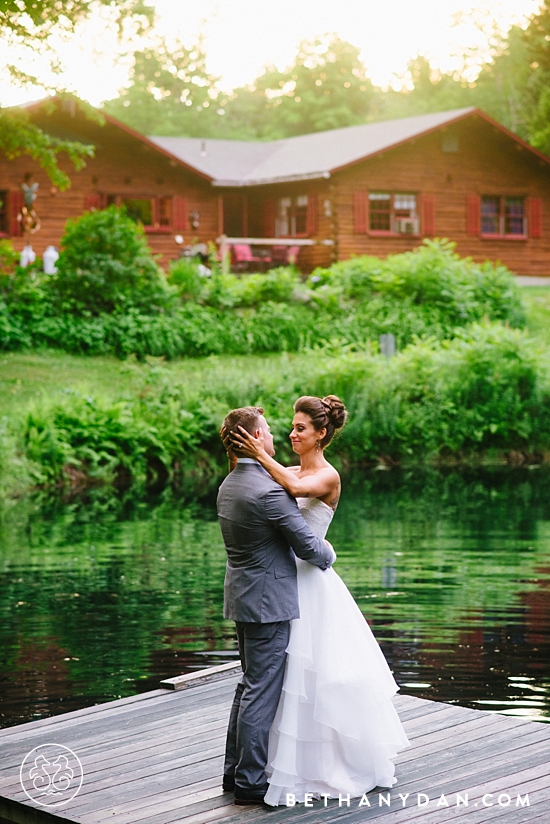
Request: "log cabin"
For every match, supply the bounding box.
[1,99,549,275]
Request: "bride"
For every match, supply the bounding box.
[229,394,409,806]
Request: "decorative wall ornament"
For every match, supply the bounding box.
[18,183,41,235]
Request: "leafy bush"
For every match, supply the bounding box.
[49,206,173,314]
[0,234,528,359]
[307,239,526,328]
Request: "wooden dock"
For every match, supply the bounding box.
[1,662,549,824]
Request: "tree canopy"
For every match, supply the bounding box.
[104,34,375,140]
[523,0,550,155]
[0,0,152,42]
[0,0,153,188]
[103,37,222,138]
[102,16,550,157]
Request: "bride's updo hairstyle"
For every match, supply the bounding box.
[293,395,347,449]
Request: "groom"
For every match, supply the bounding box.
[217,406,335,806]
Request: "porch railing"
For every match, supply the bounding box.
[216,235,334,273]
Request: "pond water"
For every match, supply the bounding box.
[1,467,549,729]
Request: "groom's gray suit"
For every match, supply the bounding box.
[217,459,334,792]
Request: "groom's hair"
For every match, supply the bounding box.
[223,406,265,455]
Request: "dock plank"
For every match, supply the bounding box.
[1,666,548,824]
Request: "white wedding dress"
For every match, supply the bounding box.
[264,497,410,806]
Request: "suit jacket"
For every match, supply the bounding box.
[217,462,334,622]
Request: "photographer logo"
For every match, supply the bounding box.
[20,743,83,807]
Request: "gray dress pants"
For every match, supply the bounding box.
[224,620,290,789]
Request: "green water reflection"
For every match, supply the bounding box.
[1,468,549,728]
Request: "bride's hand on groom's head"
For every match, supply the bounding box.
[220,425,235,455]
[232,425,264,457]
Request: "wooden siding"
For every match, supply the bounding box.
[335,115,550,276]
[2,107,550,275]
[0,109,219,266]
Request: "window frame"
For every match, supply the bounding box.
[480,195,527,240]
[368,192,420,237]
[275,194,309,238]
[105,195,174,233]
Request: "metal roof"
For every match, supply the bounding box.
[150,108,476,187]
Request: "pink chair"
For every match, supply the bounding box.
[230,244,271,273]
[271,245,300,266]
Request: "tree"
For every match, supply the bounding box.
[103,38,223,138]
[372,56,474,122]
[224,35,375,139]
[522,0,550,155]
[471,25,533,140]
[0,0,152,44]
[0,0,153,188]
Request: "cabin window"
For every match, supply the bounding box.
[122,198,153,226]
[481,196,526,237]
[0,191,8,234]
[105,195,173,230]
[369,193,419,235]
[276,195,308,237]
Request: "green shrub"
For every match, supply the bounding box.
[0,239,18,274]
[0,235,528,360]
[167,257,210,302]
[308,239,526,328]
[50,206,173,314]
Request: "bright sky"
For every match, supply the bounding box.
[0,0,542,106]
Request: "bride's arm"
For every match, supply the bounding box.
[232,426,338,498]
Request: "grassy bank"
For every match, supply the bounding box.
[2,316,550,500]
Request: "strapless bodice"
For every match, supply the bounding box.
[296,497,334,540]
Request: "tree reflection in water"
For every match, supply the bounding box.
[1,468,549,728]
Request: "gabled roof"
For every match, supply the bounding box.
[151,108,479,187]
[20,98,550,188]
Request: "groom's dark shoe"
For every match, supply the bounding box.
[233,784,268,805]
[222,775,235,792]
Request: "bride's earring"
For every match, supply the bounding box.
[316,439,321,451]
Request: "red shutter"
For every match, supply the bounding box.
[264,199,275,237]
[84,193,102,211]
[529,197,542,238]
[466,195,481,236]
[172,196,188,232]
[306,194,318,236]
[421,194,435,236]
[9,190,24,237]
[353,191,369,233]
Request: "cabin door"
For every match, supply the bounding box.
[222,194,247,237]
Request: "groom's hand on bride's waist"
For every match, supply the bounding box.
[323,540,337,566]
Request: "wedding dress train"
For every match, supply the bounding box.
[264,497,409,806]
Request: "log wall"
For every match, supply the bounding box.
[334,114,550,276]
[0,109,219,266]
[2,107,550,276]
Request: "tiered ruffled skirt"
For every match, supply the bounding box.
[264,560,410,806]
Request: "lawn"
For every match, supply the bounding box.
[0,349,305,418]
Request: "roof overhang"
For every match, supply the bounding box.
[212,170,331,187]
